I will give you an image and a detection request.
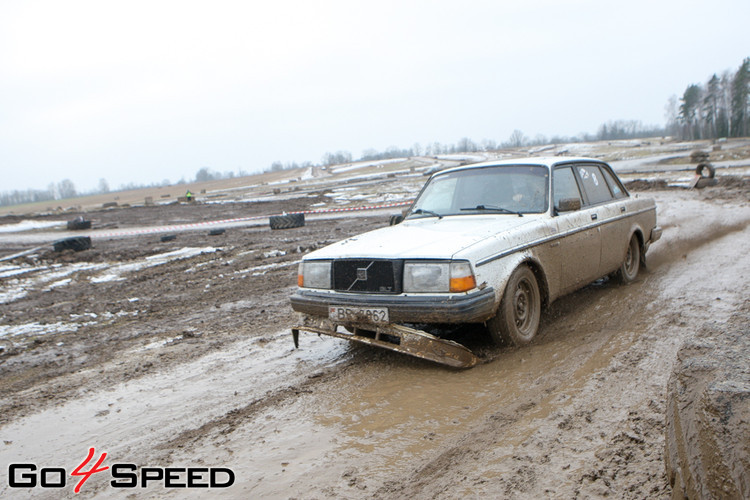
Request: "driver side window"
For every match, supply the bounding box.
[553,167,582,210]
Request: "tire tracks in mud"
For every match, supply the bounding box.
[371,281,665,498]
[367,197,750,499]
[153,363,349,456]
[648,221,747,269]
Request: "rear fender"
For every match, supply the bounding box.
[624,226,646,266]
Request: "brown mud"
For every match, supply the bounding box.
[0,185,748,499]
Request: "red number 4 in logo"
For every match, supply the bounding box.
[71,448,109,493]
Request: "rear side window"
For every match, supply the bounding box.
[577,165,613,204]
[601,167,627,199]
[553,167,582,209]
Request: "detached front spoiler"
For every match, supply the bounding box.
[292,317,478,369]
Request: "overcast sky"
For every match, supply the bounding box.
[1,0,749,192]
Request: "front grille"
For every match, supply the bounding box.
[332,259,402,293]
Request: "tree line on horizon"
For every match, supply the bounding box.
[667,57,749,140]
[2,56,748,208]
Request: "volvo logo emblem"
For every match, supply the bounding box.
[356,268,368,281]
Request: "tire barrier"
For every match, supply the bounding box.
[269,213,305,230]
[695,163,715,178]
[93,201,413,238]
[53,236,92,252]
[692,163,718,189]
[67,216,92,230]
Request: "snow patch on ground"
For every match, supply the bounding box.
[330,158,405,174]
[0,320,95,339]
[137,335,184,352]
[0,248,219,304]
[90,247,219,283]
[1,262,108,304]
[236,260,300,276]
[0,264,43,278]
[299,167,314,180]
[0,283,28,304]
[0,220,66,233]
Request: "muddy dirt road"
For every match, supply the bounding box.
[0,181,748,499]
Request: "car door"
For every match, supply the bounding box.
[552,165,602,292]
[597,164,632,274]
[574,163,624,275]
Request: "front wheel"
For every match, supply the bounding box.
[617,235,641,284]
[487,265,541,346]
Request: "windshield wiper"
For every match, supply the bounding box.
[410,208,443,219]
[460,205,523,217]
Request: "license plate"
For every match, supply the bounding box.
[329,306,389,324]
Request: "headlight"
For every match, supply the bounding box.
[298,261,331,289]
[403,261,476,293]
[404,262,449,292]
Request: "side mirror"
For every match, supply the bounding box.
[389,214,404,225]
[556,198,581,212]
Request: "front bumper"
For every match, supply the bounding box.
[290,286,497,324]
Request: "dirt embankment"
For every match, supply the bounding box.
[665,304,750,499]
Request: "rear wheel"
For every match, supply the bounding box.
[487,265,541,346]
[618,235,641,284]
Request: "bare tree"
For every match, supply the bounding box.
[57,179,77,199]
[664,95,679,136]
[507,129,527,147]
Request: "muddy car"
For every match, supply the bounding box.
[291,157,662,367]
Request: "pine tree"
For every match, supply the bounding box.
[702,75,721,138]
[730,58,749,137]
[679,84,702,139]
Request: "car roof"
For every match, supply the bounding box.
[436,156,606,176]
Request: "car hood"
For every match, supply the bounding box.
[305,215,540,260]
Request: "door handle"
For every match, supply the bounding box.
[620,206,626,213]
[591,213,598,220]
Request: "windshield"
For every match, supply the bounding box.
[408,165,549,218]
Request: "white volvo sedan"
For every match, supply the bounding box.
[291,157,662,367]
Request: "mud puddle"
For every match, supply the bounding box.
[168,300,653,498]
[0,332,350,498]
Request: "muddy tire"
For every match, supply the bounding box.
[53,236,92,252]
[269,213,305,230]
[67,217,91,230]
[695,163,715,178]
[487,265,541,346]
[617,235,641,284]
